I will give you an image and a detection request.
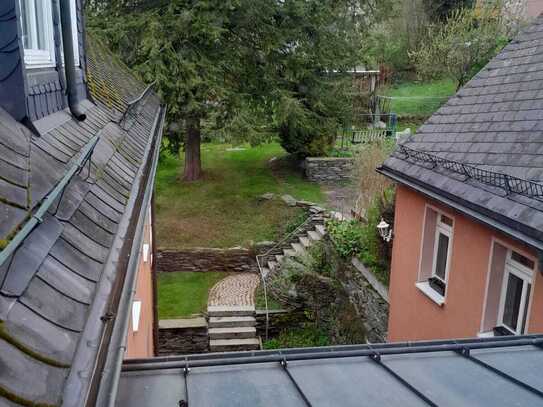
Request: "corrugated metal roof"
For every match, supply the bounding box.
[118,335,543,407]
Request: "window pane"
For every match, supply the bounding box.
[440,215,453,227]
[503,273,523,331]
[20,0,31,48]
[20,0,48,51]
[511,251,535,270]
[35,0,45,50]
[434,233,449,280]
[521,284,531,334]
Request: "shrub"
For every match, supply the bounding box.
[278,121,336,158]
[326,187,395,285]
[354,140,395,216]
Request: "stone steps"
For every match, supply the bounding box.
[209,316,256,328]
[207,305,255,317]
[208,327,256,340]
[209,338,260,352]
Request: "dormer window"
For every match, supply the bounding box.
[19,0,56,67]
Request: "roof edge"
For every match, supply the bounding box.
[95,105,165,407]
[61,104,164,407]
[377,165,543,253]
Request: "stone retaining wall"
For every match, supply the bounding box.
[255,309,308,338]
[157,248,258,273]
[157,319,209,355]
[343,260,389,343]
[305,157,354,183]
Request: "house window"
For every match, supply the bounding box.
[429,214,453,296]
[496,250,534,335]
[19,0,56,67]
[19,0,80,67]
[416,208,454,305]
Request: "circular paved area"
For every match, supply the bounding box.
[208,273,260,306]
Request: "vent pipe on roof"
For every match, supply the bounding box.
[59,0,86,121]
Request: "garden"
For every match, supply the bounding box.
[87,0,521,349]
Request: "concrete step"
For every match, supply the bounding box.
[209,338,260,352]
[209,327,257,340]
[291,242,305,255]
[315,224,326,237]
[209,316,256,328]
[275,255,285,263]
[308,230,322,241]
[283,249,296,257]
[299,236,311,248]
[207,305,256,317]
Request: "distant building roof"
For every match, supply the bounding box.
[118,335,543,406]
[379,15,543,250]
[0,36,163,406]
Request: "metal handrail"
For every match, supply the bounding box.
[397,145,543,200]
[0,135,100,268]
[255,212,318,342]
[118,81,156,128]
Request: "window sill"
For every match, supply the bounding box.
[477,331,495,338]
[415,281,445,306]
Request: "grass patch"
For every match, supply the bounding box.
[384,78,456,118]
[263,325,330,349]
[155,142,323,249]
[157,272,228,319]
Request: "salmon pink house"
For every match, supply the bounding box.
[379,15,543,342]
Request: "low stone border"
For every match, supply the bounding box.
[157,318,208,355]
[157,248,258,273]
[305,157,354,183]
[351,257,389,303]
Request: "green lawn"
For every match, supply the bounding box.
[384,78,456,118]
[158,272,228,319]
[155,142,323,249]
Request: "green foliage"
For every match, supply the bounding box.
[326,188,395,285]
[263,325,330,349]
[89,0,371,160]
[410,5,513,88]
[326,219,366,258]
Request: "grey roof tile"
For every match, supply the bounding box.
[0,339,67,405]
[382,15,543,243]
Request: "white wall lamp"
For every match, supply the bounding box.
[377,219,393,242]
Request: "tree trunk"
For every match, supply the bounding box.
[182,117,202,182]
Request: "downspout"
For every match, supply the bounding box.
[59,0,86,121]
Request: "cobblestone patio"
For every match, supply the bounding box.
[207,273,260,306]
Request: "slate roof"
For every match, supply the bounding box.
[379,15,543,247]
[0,37,163,406]
[118,335,543,407]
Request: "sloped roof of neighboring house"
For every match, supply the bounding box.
[118,335,543,406]
[0,37,164,406]
[379,15,543,250]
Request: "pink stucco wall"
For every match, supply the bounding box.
[125,209,155,358]
[388,185,543,342]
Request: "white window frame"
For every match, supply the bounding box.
[430,213,454,286]
[19,0,56,68]
[497,250,534,335]
[19,0,80,68]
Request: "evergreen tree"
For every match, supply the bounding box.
[89,0,369,180]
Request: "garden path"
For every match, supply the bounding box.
[207,273,260,307]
